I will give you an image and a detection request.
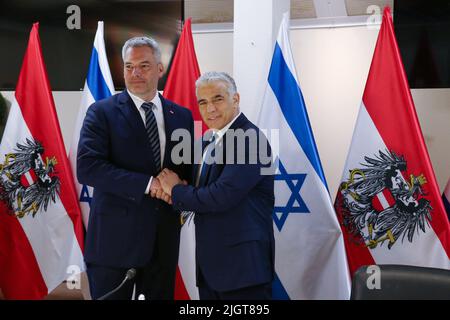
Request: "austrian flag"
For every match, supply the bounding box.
[164,18,202,300]
[335,7,450,274]
[0,23,84,299]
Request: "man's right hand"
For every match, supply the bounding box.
[150,177,172,204]
[150,177,161,197]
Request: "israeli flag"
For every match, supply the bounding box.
[257,13,351,299]
[69,21,115,228]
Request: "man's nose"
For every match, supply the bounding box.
[206,102,216,113]
[131,67,142,77]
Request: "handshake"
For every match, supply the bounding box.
[149,168,187,204]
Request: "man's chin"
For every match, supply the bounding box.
[128,87,145,94]
[207,122,224,131]
[128,87,152,97]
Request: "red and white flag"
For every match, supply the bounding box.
[163,18,202,300]
[0,23,85,299]
[335,7,450,275]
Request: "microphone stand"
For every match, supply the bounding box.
[97,268,137,300]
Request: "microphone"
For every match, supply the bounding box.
[97,268,137,300]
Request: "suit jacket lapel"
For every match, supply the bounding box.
[160,94,177,168]
[203,114,247,184]
[194,139,211,185]
[116,91,161,171]
[227,113,247,131]
[116,90,147,137]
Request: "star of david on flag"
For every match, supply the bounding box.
[257,12,350,299]
[273,159,309,231]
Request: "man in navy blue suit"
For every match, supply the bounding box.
[77,36,193,300]
[157,72,275,300]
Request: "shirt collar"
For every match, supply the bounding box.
[127,90,162,111]
[212,111,242,143]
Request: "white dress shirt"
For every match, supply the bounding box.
[127,90,166,194]
[195,112,242,186]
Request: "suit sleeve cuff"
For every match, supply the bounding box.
[172,184,187,210]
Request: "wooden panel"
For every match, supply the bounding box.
[345,0,393,16]
[185,0,394,25]
[186,0,317,24]
[186,0,234,23]
[291,0,317,19]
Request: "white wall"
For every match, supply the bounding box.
[192,31,234,75]
[1,91,82,154]
[2,24,449,197]
[289,26,377,198]
[192,25,450,196]
[411,89,450,192]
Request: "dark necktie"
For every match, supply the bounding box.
[141,102,161,170]
[197,134,217,187]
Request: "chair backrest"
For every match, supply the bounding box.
[351,264,450,300]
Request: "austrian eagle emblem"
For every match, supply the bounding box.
[337,150,431,249]
[0,138,60,218]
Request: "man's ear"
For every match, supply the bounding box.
[233,93,240,106]
[158,63,164,78]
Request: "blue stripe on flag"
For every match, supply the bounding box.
[86,47,112,101]
[268,43,328,188]
[272,272,290,300]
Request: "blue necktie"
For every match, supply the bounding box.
[141,102,161,170]
[197,134,217,187]
[182,134,216,226]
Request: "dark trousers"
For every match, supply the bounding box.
[87,264,135,300]
[87,209,180,300]
[198,269,272,300]
[87,262,178,300]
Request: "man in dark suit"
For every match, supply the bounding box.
[77,36,193,300]
[157,72,275,300]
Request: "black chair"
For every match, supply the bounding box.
[350,264,450,300]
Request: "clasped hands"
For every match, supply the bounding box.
[150,168,186,204]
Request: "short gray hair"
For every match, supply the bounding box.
[122,36,162,63]
[195,71,237,97]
